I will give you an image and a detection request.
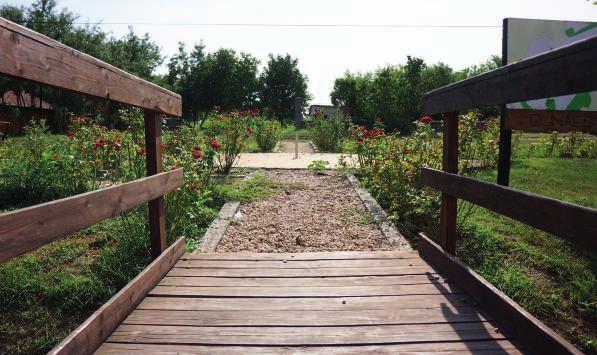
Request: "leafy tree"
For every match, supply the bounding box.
[331,55,501,133]
[0,0,164,131]
[259,54,310,121]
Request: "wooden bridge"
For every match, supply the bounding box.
[1,17,595,354]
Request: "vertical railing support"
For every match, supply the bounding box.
[144,109,166,259]
[440,111,459,254]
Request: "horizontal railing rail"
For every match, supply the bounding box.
[0,168,183,262]
[423,35,597,115]
[421,168,597,253]
[0,17,181,116]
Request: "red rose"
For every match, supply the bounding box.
[420,115,432,124]
[137,148,145,156]
[191,146,201,153]
[210,140,220,149]
[67,131,76,137]
[193,152,204,159]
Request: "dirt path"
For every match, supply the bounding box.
[216,170,393,253]
[277,140,315,153]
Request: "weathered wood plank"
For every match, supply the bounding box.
[147,283,463,297]
[504,108,597,133]
[421,168,597,252]
[144,109,166,260]
[175,258,427,269]
[137,294,476,311]
[167,265,435,277]
[106,322,506,345]
[49,237,185,355]
[440,111,459,254]
[0,169,183,262]
[418,233,581,355]
[96,340,523,354]
[182,250,419,261]
[0,18,181,115]
[122,307,489,327]
[423,35,597,114]
[158,274,447,287]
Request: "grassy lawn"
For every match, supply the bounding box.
[459,153,596,352]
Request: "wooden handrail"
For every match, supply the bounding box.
[423,35,597,115]
[418,233,582,355]
[0,17,182,116]
[0,168,184,262]
[420,167,597,252]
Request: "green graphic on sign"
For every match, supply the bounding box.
[507,18,597,111]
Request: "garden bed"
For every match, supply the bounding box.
[216,170,395,253]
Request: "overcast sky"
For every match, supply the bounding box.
[5,0,597,104]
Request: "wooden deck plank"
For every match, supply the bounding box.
[106,322,506,345]
[122,308,490,326]
[183,250,418,261]
[158,274,447,287]
[167,266,435,277]
[176,258,427,268]
[147,283,463,297]
[137,294,476,311]
[96,341,523,354]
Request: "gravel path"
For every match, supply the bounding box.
[216,170,393,252]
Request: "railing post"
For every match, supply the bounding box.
[440,111,458,254]
[144,109,166,259]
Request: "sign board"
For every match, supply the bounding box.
[506,18,597,113]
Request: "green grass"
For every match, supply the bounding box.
[459,154,597,352]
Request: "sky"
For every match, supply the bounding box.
[4,0,597,104]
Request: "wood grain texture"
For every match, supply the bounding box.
[0,18,181,115]
[175,258,427,269]
[440,112,458,254]
[49,237,185,355]
[147,283,463,297]
[137,294,476,311]
[423,35,597,114]
[0,169,183,262]
[144,110,166,259]
[158,274,447,287]
[106,322,507,345]
[183,250,419,260]
[122,307,489,327]
[421,168,597,252]
[167,265,436,277]
[504,108,597,133]
[418,233,581,355]
[96,341,523,354]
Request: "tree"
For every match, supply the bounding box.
[0,0,164,130]
[259,54,310,121]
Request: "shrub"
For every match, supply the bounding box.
[208,109,254,174]
[253,117,283,152]
[308,110,345,152]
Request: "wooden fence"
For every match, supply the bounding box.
[0,16,183,262]
[421,35,597,255]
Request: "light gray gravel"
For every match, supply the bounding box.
[216,170,393,253]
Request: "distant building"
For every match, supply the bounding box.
[308,105,344,119]
[0,91,54,134]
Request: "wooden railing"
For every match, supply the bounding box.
[0,17,183,261]
[418,35,596,355]
[0,16,186,354]
[422,35,597,255]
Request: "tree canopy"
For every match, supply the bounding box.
[331,55,501,133]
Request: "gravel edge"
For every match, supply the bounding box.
[346,174,413,251]
[197,201,241,252]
